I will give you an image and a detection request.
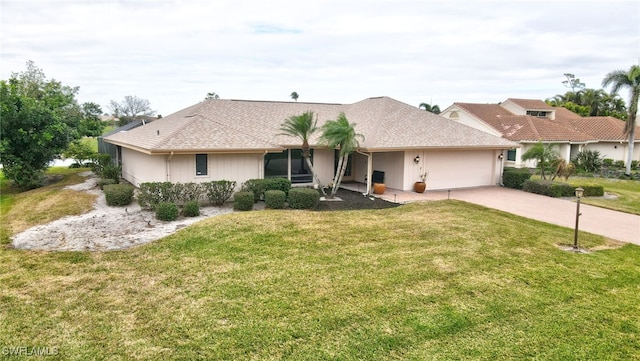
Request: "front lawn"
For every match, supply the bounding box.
[565,176,640,215]
[1,200,639,360]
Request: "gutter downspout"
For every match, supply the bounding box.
[166,151,174,182]
[259,150,268,179]
[356,150,372,195]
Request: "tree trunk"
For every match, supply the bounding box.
[625,127,635,176]
[331,154,349,198]
[328,154,345,198]
[304,156,326,197]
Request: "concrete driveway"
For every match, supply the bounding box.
[362,185,640,245]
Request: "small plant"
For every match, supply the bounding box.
[97,178,117,190]
[241,179,266,203]
[288,188,320,209]
[182,201,200,217]
[502,167,532,189]
[614,160,625,169]
[264,190,286,209]
[572,150,603,173]
[156,202,179,221]
[418,167,428,183]
[104,184,134,206]
[603,158,614,167]
[263,177,292,195]
[233,191,254,211]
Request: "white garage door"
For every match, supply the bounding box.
[425,149,495,190]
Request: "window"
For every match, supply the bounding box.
[195,154,208,175]
[507,149,516,161]
[526,110,548,118]
[264,149,313,184]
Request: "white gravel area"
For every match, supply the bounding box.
[11,172,235,251]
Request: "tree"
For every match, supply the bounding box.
[602,65,640,176]
[63,139,95,167]
[78,102,106,137]
[319,112,364,198]
[521,142,560,180]
[0,61,84,189]
[290,92,299,102]
[205,92,220,100]
[279,111,326,196]
[419,102,440,114]
[108,95,155,125]
[562,73,585,92]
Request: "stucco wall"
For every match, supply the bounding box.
[371,151,405,190]
[585,142,636,163]
[441,109,502,136]
[168,153,262,190]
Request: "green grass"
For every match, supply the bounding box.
[566,177,640,215]
[1,202,639,360]
[0,167,96,244]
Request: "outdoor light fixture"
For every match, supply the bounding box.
[573,187,584,251]
[414,155,420,164]
[498,153,504,159]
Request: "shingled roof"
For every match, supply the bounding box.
[104,97,517,154]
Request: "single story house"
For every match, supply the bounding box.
[440,98,640,168]
[103,96,518,193]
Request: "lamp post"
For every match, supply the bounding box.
[573,187,584,251]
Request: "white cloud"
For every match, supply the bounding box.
[1,0,638,115]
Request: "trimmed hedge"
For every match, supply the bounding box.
[264,178,292,196]
[522,180,604,198]
[182,200,200,217]
[233,191,254,211]
[138,180,235,209]
[288,188,320,209]
[241,179,266,203]
[264,190,286,209]
[503,167,532,189]
[97,178,117,190]
[104,184,134,206]
[156,202,179,221]
[138,182,175,210]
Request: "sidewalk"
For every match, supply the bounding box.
[343,184,640,245]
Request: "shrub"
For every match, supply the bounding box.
[104,184,134,206]
[582,185,604,197]
[614,160,625,169]
[264,190,286,209]
[138,182,175,210]
[173,182,203,205]
[241,179,266,202]
[203,180,236,205]
[233,192,254,211]
[288,188,320,209]
[632,160,639,170]
[522,179,553,197]
[156,202,179,221]
[182,200,200,217]
[97,178,117,190]
[548,182,575,197]
[572,150,603,173]
[91,153,121,183]
[603,158,614,167]
[263,177,292,195]
[502,167,532,189]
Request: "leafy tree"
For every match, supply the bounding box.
[108,95,155,125]
[562,73,585,92]
[205,92,220,100]
[290,91,299,102]
[547,73,627,120]
[521,142,560,180]
[63,139,95,166]
[279,111,327,196]
[319,112,364,198]
[0,61,85,189]
[419,102,441,114]
[79,102,106,137]
[602,65,640,176]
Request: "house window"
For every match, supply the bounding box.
[264,149,313,183]
[195,154,208,176]
[526,110,548,118]
[507,149,516,161]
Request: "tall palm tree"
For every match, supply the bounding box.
[602,65,640,176]
[279,111,326,196]
[319,112,364,198]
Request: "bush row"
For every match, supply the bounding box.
[240,178,292,203]
[502,167,532,189]
[137,180,236,210]
[522,180,604,198]
[233,187,320,211]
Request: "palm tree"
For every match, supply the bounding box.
[290,91,299,102]
[602,65,640,176]
[279,111,326,196]
[419,102,441,114]
[319,112,364,198]
[521,142,560,180]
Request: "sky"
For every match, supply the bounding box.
[1,0,639,117]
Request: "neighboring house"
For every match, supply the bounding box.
[440,98,640,168]
[103,97,517,193]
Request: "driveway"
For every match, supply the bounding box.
[362,185,640,245]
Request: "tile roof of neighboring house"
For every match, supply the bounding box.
[104,97,517,154]
[504,98,555,110]
[452,102,593,142]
